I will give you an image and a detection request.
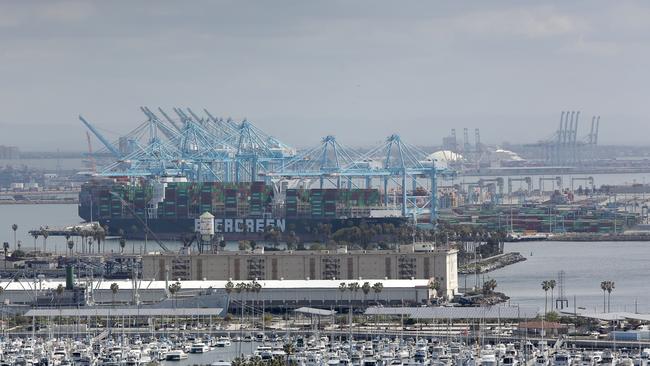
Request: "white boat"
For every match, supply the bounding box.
[535,356,550,366]
[166,350,189,361]
[190,342,210,354]
[212,361,232,366]
[502,355,519,366]
[480,354,497,366]
[215,337,231,347]
[580,353,596,366]
[553,352,572,366]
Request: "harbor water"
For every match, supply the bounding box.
[461,240,650,314]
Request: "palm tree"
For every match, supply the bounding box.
[372,282,383,304]
[235,282,246,309]
[549,279,556,310]
[338,282,347,308]
[606,281,615,312]
[348,282,360,306]
[94,226,106,254]
[541,280,551,315]
[225,280,234,296]
[110,282,119,305]
[56,284,65,306]
[429,280,440,296]
[11,224,17,249]
[600,281,608,313]
[168,281,181,308]
[41,229,49,253]
[362,282,371,306]
[119,237,126,254]
[482,279,497,295]
[283,342,295,366]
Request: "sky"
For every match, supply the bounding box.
[1,1,649,151]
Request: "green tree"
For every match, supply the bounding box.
[372,282,384,304]
[362,282,371,305]
[482,279,497,295]
[283,342,295,366]
[348,282,360,305]
[238,240,250,251]
[55,284,65,306]
[119,237,126,254]
[110,283,119,305]
[225,280,234,295]
[168,281,181,308]
[338,282,347,307]
[67,240,74,256]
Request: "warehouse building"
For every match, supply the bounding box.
[0,278,434,311]
[142,243,458,298]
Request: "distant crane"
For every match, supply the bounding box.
[86,131,96,173]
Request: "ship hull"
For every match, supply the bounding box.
[96,216,407,240]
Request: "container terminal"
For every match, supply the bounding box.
[1,109,650,364]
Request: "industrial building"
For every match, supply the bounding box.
[142,243,458,298]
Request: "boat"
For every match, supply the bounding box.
[165,350,188,361]
[212,362,232,366]
[215,337,231,347]
[553,352,572,366]
[190,342,210,354]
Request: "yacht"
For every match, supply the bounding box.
[580,353,596,366]
[502,355,519,366]
[190,342,210,354]
[212,362,232,366]
[480,354,497,366]
[535,355,550,366]
[165,350,189,361]
[553,352,572,366]
[215,337,232,347]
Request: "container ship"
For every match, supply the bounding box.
[78,177,407,240]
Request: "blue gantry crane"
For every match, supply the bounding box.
[82,107,455,225]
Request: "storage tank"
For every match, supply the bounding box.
[199,212,215,238]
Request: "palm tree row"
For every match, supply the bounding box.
[600,280,615,313]
[541,279,556,315]
[338,281,384,306]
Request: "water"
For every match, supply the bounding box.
[461,241,650,314]
[0,204,81,251]
[0,204,234,253]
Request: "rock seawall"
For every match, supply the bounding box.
[459,252,526,274]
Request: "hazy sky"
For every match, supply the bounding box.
[1,1,649,151]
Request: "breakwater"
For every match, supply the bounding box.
[459,252,526,274]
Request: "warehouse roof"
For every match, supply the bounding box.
[24,307,224,317]
[0,279,431,292]
[365,306,539,319]
[295,307,337,316]
[560,310,650,322]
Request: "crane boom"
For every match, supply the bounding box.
[86,131,96,173]
[79,115,121,157]
[157,108,182,131]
